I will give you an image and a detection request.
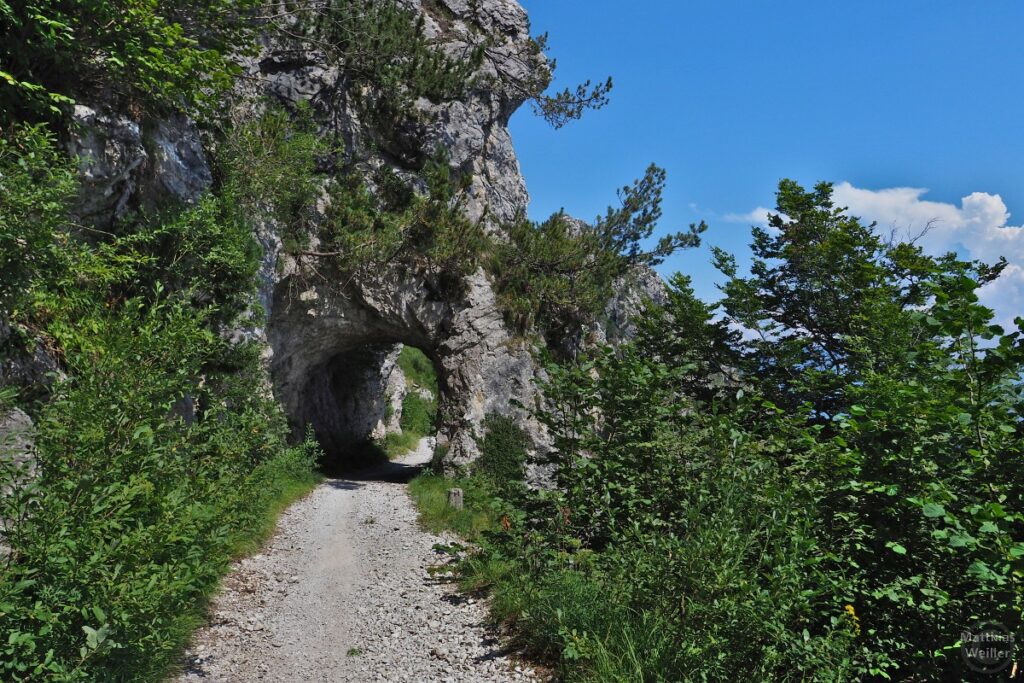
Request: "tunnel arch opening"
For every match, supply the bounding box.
[299,342,442,474]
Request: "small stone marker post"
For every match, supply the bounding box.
[447,487,464,510]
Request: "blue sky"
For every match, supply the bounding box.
[508,1,1024,327]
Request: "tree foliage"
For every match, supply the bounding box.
[487,31,613,130]
[491,164,704,350]
[456,179,1024,681]
[0,0,258,123]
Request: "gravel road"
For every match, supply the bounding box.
[176,438,540,682]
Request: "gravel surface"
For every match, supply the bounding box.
[175,438,541,682]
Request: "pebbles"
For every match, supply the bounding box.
[176,439,540,682]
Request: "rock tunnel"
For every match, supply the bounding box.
[263,268,543,474]
[296,342,440,470]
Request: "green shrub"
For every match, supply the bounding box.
[308,0,482,158]
[474,414,529,487]
[400,392,437,437]
[0,0,259,123]
[490,347,860,681]
[463,180,1024,681]
[0,113,321,682]
[0,298,320,681]
[314,154,488,291]
[216,105,327,245]
[0,125,76,320]
[131,195,261,324]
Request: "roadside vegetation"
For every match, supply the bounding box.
[0,120,322,681]
[415,180,1024,681]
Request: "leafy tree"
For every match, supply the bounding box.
[0,0,259,123]
[463,179,1023,681]
[491,164,705,350]
[634,272,741,406]
[714,179,1024,679]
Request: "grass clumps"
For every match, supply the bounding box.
[381,430,424,459]
[407,474,497,543]
[397,346,438,395]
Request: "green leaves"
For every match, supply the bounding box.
[501,177,1024,680]
[0,113,321,681]
[492,166,702,350]
[0,0,258,124]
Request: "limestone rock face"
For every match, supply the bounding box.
[55,0,657,474]
[266,265,543,467]
[0,408,35,494]
[378,347,408,438]
[241,0,548,466]
[67,105,211,226]
[600,266,670,345]
[241,0,536,228]
[0,318,60,399]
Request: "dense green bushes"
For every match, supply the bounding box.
[0,114,321,681]
[423,180,1024,681]
[0,0,258,123]
[0,125,76,321]
[0,299,319,681]
[473,415,529,488]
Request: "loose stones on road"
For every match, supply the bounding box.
[177,439,539,682]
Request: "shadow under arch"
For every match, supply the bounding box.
[296,341,442,475]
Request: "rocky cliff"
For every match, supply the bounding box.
[27,0,658,472]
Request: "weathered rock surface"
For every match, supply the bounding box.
[0,318,60,399]
[52,0,548,470]
[55,0,658,473]
[67,105,210,226]
[267,266,543,468]
[600,266,670,345]
[376,346,408,439]
[0,407,35,493]
[236,0,549,467]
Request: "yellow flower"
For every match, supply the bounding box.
[844,604,861,636]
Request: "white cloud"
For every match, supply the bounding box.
[724,206,773,225]
[731,183,1024,330]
